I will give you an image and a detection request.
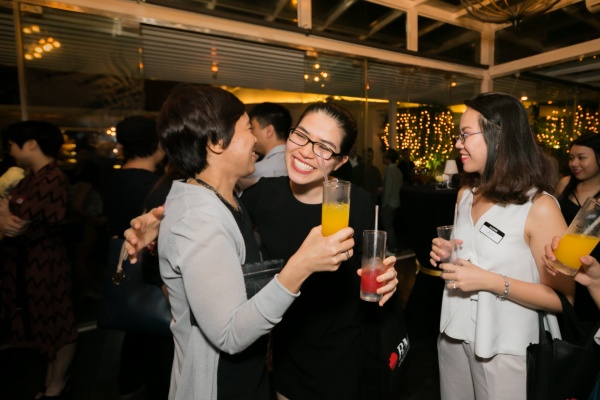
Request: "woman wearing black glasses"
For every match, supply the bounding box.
[430,92,574,400]
[242,102,400,400]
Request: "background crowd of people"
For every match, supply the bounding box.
[1,89,599,399]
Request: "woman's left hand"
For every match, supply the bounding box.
[439,258,489,292]
[356,255,398,306]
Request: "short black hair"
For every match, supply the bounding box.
[115,116,159,161]
[384,148,398,163]
[157,84,246,177]
[5,120,64,158]
[249,102,292,141]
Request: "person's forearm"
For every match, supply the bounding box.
[586,281,600,309]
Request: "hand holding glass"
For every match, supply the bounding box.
[550,197,600,276]
[436,225,454,263]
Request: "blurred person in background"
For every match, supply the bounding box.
[104,115,167,400]
[381,148,402,256]
[237,102,292,190]
[0,120,77,399]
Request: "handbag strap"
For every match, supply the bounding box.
[537,290,579,345]
[536,311,550,345]
[111,238,128,285]
[116,241,128,274]
[555,289,586,338]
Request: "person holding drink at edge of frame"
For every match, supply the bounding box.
[430,92,574,400]
[555,132,600,324]
[124,101,400,400]
[143,84,362,400]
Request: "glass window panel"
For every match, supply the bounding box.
[20,6,143,126]
[0,2,20,126]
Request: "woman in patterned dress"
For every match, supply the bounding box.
[0,121,77,399]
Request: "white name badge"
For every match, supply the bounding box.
[479,222,505,244]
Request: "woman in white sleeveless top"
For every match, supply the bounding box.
[430,92,574,400]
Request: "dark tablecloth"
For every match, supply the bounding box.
[396,184,458,340]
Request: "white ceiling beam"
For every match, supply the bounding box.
[488,37,600,78]
[367,0,488,31]
[25,0,485,78]
[297,0,312,30]
[406,7,418,51]
[545,62,600,76]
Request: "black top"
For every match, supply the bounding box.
[216,193,268,400]
[558,196,600,324]
[105,168,159,237]
[242,176,375,400]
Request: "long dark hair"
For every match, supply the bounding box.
[558,133,600,202]
[461,92,552,204]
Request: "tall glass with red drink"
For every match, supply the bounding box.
[360,230,387,302]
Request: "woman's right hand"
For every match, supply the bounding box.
[123,206,165,263]
[542,236,562,276]
[277,226,354,293]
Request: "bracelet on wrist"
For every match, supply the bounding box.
[495,275,510,300]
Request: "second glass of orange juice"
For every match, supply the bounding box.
[551,197,600,276]
[322,179,351,236]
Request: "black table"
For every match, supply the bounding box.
[397,184,458,340]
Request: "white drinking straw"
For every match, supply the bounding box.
[583,214,600,236]
[374,205,379,257]
[317,151,328,184]
[453,203,458,226]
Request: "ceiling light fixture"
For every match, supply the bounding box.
[460,0,560,27]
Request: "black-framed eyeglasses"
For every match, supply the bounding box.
[288,129,343,160]
[454,131,482,144]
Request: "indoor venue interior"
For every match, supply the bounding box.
[1,0,599,399]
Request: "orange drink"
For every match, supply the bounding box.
[550,197,600,276]
[322,179,351,236]
[553,233,600,276]
[322,202,350,236]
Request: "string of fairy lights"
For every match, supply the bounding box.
[381,108,455,171]
[534,105,599,150]
[381,104,600,172]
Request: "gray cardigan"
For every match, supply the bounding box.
[159,181,298,400]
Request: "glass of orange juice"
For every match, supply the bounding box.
[551,197,600,276]
[322,179,351,236]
